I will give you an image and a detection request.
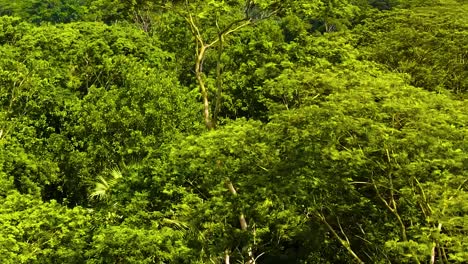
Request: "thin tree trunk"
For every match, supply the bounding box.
[226,179,255,264]
[194,45,213,130]
[373,171,420,264]
[213,34,224,126]
[314,212,365,264]
[225,249,230,264]
[431,223,443,264]
[185,9,256,262]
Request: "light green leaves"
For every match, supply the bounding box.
[0,0,467,263]
[89,168,123,201]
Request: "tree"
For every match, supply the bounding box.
[161,0,282,129]
[0,192,92,263]
[0,18,201,204]
[1,1,467,262]
[0,0,89,24]
[354,2,468,96]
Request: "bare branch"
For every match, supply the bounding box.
[311,211,365,264]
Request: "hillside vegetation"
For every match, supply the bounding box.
[0,0,467,263]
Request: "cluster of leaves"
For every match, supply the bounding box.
[0,0,90,23]
[0,0,467,263]
[0,17,201,202]
[354,2,468,96]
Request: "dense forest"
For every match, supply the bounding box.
[0,0,467,263]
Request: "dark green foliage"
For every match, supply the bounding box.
[0,0,89,24]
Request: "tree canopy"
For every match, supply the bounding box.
[0,0,467,263]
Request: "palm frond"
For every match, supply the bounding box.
[89,167,123,201]
[110,167,123,180]
[162,218,190,230]
[89,176,111,200]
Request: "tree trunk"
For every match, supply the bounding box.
[194,44,214,130]
[226,179,255,264]
[213,34,224,126]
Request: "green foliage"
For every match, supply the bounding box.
[166,62,468,262]
[86,224,191,264]
[0,192,92,263]
[0,0,89,24]
[0,1,467,263]
[89,168,123,201]
[355,3,468,96]
[0,19,201,204]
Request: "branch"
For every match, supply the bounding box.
[224,249,230,264]
[430,223,443,264]
[225,177,255,263]
[311,211,364,264]
[223,20,251,39]
[206,19,251,48]
[185,13,204,46]
[337,217,350,246]
[372,175,421,264]
[213,33,224,125]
